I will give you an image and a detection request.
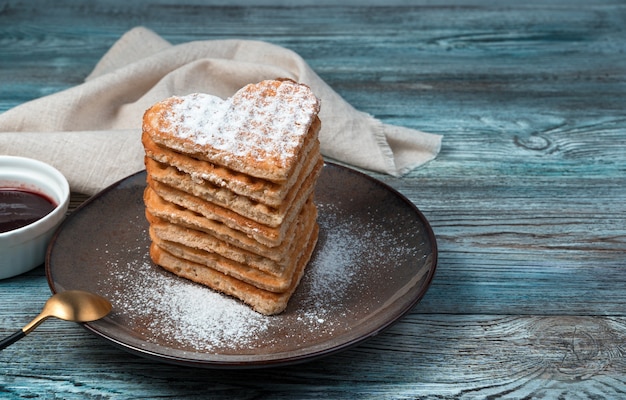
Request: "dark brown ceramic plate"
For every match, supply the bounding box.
[46,162,437,368]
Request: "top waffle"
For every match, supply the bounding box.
[142,79,321,182]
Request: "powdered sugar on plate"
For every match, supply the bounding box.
[97,201,421,354]
[104,250,270,352]
[298,201,422,324]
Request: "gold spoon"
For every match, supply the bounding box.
[0,290,112,350]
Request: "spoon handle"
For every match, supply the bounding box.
[0,330,26,350]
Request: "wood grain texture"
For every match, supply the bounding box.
[1,0,626,398]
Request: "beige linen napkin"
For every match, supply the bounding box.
[0,27,441,195]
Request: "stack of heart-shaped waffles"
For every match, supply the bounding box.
[141,79,322,315]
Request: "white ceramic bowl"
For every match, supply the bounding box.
[0,156,70,279]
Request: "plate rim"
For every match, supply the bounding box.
[46,162,438,369]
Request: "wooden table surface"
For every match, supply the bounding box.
[2,0,626,398]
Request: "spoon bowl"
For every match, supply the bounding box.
[0,290,112,350]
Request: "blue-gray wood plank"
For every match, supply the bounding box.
[1,0,625,398]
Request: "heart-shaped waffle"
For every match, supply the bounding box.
[143,79,321,182]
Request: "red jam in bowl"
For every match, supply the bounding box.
[0,188,57,233]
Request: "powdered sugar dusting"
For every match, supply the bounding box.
[104,248,269,352]
[299,201,422,323]
[165,80,320,166]
[98,197,425,353]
